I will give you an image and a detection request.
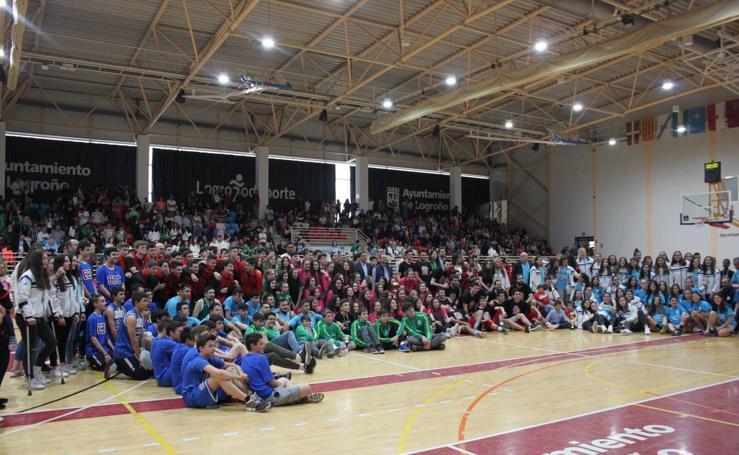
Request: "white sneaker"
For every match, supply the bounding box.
[620,329,633,335]
[33,367,51,384]
[644,326,651,335]
[51,368,69,378]
[607,325,614,334]
[63,365,78,375]
[29,377,45,390]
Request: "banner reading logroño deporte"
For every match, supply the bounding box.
[5,136,136,201]
[152,148,334,211]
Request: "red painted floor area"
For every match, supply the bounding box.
[414,379,739,455]
[0,335,701,429]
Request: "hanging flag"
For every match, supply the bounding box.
[671,107,680,137]
[725,98,739,128]
[713,102,726,131]
[707,104,716,131]
[626,120,640,145]
[684,106,706,134]
[641,116,657,142]
[656,113,672,140]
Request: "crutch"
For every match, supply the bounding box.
[50,320,65,385]
[25,324,32,396]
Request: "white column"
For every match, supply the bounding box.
[135,134,151,204]
[0,121,5,200]
[450,166,462,213]
[488,166,507,219]
[354,156,369,212]
[255,146,269,219]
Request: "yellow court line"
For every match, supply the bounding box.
[102,377,179,454]
[635,403,739,428]
[396,379,467,454]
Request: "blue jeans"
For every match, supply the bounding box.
[272,331,300,353]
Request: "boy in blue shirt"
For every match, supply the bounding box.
[86,296,115,370]
[106,292,152,380]
[241,333,323,407]
[181,334,270,412]
[165,284,192,317]
[230,303,251,332]
[176,302,201,327]
[104,287,127,342]
[96,247,125,304]
[79,240,98,304]
[151,320,185,387]
[223,288,246,320]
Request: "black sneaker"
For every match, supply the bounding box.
[306,392,324,403]
[525,325,531,333]
[303,343,313,368]
[318,343,331,359]
[244,394,271,413]
[304,357,317,374]
[437,343,446,350]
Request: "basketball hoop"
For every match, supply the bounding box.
[693,216,707,228]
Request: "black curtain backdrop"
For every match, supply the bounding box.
[462,177,490,215]
[5,136,135,201]
[268,159,335,211]
[152,148,255,203]
[152,149,335,211]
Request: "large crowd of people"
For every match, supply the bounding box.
[0,185,737,421]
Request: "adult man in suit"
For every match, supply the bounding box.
[354,251,373,281]
[372,254,392,285]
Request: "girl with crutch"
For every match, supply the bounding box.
[15,249,64,391]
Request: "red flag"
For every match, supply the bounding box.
[725,99,739,128]
[707,104,716,131]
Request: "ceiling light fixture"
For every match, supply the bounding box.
[676,125,686,133]
[382,99,393,109]
[504,120,513,129]
[217,73,229,85]
[445,75,457,87]
[534,40,548,52]
[608,138,616,146]
[661,80,674,90]
[572,102,584,112]
[261,36,275,49]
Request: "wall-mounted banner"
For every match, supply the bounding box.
[5,137,136,201]
[368,168,450,212]
[152,149,334,211]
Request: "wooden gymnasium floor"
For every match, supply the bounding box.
[1,332,738,454]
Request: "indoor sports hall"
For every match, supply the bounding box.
[0,1,738,454]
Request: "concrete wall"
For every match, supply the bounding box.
[548,128,739,258]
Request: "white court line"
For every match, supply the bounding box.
[259,427,275,432]
[183,437,201,442]
[142,442,160,448]
[448,446,478,455]
[222,432,239,436]
[97,449,118,454]
[294,422,309,427]
[352,352,424,371]
[0,380,150,437]
[402,377,739,454]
